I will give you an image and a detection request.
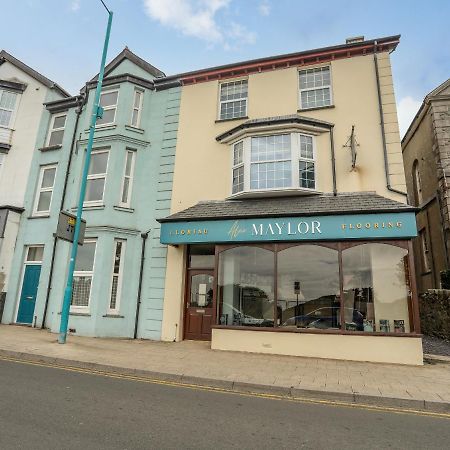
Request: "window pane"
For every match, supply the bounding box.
[278,245,340,329]
[41,167,56,188]
[299,161,315,189]
[188,244,215,269]
[342,244,411,333]
[53,115,66,129]
[220,80,247,101]
[134,91,142,108]
[131,109,139,127]
[125,151,133,176]
[71,276,92,307]
[27,246,44,262]
[220,100,247,120]
[48,130,64,147]
[110,275,119,309]
[218,246,274,327]
[232,166,244,193]
[301,87,331,109]
[86,178,105,202]
[113,241,123,274]
[96,108,116,125]
[37,191,52,212]
[299,67,330,90]
[0,91,17,109]
[121,177,130,204]
[89,152,108,175]
[250,161,292,189]
[0,109,12,127]
[100,91,118,107]
[251,135,290,162]
[233,141,243,166]
[300,135,313,159]
[75,242,96,271]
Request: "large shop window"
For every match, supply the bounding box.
[216,242,414,334]
[231,133,316,195]
[277,245,340,329]
[218,247,275,327]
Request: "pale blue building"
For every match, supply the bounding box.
[2,48,180,339]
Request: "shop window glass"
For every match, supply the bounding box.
[277,245,340,329]
[342,243,410,333]
[218,246,274,327]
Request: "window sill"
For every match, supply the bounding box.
[215,116,248,124]
[58,311,91,317]
[102,314,125,318]
[28,214,50,219]
[212,325,422,338]
[125,125,144,134]
[227,188,321,200]
[113,205,134,213]
[72,204,105,212]
[38,144,62,152]
[298,105,335,113]
[86,124,117,132]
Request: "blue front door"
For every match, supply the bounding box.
[16,265,41,324]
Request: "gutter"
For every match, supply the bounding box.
[373,41,407,197]
[330,125,337,196]
[134,230,150,339]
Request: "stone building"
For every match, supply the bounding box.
[402,79,450,293]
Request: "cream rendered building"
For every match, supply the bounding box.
[0,51,68,314]
[158,36,423,365]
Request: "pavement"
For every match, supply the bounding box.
[1,325,450,414]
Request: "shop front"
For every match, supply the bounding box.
[159,194,423,365]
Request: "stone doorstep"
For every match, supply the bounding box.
[424,354,450,364]
[0,349,449,415]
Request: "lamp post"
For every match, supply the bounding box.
[58,5,113,344]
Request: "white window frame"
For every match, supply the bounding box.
[71,239,97,312]
[96,89,119,127]
[298,65,333,110]
[0,89,19,129]
[84,149,109,206]
[130,89,144,128]
[46,113,67,147]
[230,132,317,196]
[119,149,136,208]
[108,239,126,313]
[33,164,57,217]
[231,141,244,195]
[218,78,248,121]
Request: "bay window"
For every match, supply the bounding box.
[231,132,316,195]
[130,89,143,128]
[96,90,118,126]
[119,150,135,207]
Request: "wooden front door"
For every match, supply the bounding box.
[184,270,215,340]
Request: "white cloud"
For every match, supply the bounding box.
[143,0,256,48]
[70,0,80,11]
[258,1,270,16]
[397,96,422,137]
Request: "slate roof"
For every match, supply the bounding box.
[0,50,70,97]
[159,192,416,223]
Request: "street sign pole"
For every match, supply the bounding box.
[58,10,113,344]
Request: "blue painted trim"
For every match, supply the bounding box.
[160,212,417,244]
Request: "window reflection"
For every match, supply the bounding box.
[218,246,274,327]
[277,245,340,329]
[342,244,410,333]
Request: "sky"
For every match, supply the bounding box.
[1,0,449,136]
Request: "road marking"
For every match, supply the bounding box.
[1,354,449,419]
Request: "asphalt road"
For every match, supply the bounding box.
[0,358,449,450]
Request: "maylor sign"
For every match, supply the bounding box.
[160,212,417,245]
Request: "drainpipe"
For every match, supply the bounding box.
[134,229,151,339]
[330,125,337,196]
[373,41,407,197]
[41,95,85,329]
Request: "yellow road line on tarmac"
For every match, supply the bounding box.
[1,354,450,420]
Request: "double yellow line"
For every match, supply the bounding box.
[1,354,449,420]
